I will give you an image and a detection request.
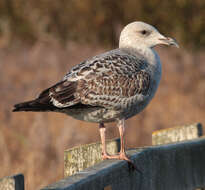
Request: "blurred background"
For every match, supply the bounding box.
[0,0,205,189]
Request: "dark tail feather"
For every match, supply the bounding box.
[13,99,55,112]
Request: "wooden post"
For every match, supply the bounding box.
[43,137,205,190]
[0,174,24,190]
[64,138,120,177]
[152,123,203,145]
[152,123,204,190]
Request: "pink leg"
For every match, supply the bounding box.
[116,119,136,170]
[99,123,118,159]
[99,123,110,159]
[99,121,136,170]
[118,120,129,159]
[99,120,135,166]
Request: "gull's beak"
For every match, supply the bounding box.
[158,35,179,48]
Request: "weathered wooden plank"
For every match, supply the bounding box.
[152,123,203,145]
[64,138,120,177]
[0,174,24,190]
[43,137,205,190]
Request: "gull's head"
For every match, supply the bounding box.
[119,21,179,49]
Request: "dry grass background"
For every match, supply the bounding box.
[1,40,205,189]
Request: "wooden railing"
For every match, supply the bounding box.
[1,123,205,190]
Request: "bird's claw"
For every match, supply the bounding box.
[102,152,140,172]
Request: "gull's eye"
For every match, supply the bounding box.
[141,30,147,35]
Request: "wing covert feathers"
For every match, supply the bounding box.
[62,51,151,108]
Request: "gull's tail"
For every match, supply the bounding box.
[13,80,80,112]
[13,99,55,112]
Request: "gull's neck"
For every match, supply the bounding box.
[119,43,159,65]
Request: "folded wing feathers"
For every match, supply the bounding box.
[49,51,151,109]
[26,50,151,110]
[49,80,80,108]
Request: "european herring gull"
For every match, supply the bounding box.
[13,21,178,168]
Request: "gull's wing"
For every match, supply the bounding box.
[13,49,151,112]
[48,49,151,109]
